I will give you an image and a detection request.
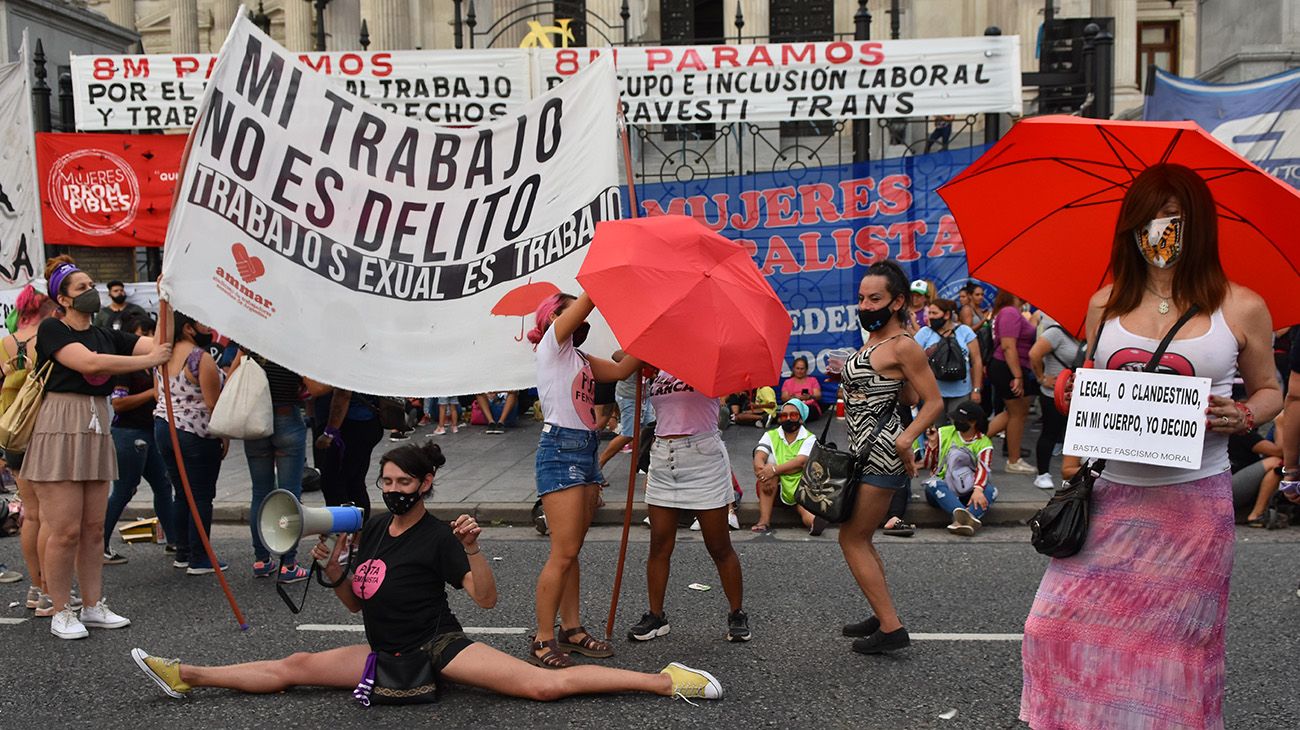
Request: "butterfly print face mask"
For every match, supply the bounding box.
[1134,216,1183,269]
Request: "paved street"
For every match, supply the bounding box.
[1,525,1297,728]
[121,414,1063,529]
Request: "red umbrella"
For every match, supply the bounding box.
[938,115,1300,335]
[491,280,561,341]
[577,215,791,398]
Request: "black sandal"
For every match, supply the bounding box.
[882,520,915,537]
[557,625,614,658]
[527,638,575,669]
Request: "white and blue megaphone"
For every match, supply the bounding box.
[256,489,364,556]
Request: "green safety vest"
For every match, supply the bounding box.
[767,427,812,505]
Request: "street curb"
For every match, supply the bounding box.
[123,501,1041,529]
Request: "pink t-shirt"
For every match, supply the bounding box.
[781,376,821,401]
[535,328,598,431]
[647,372,720,436]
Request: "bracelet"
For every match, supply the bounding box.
[1232,402,1255,433]
[464,547,481,556]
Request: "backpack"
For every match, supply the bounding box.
[928,333,968,382]
[975,320,995,365]
[0,336,32,415]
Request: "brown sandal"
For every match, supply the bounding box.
[527,638,575,669]
[557,625,614,658]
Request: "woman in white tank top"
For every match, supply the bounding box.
[1020,164,1281,730]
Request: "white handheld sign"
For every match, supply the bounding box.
[1063,368,1212,469]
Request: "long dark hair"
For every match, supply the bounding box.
[1104,164,1227,320]
[991,288,1021,315]
[863,260,911,326]
[380,440,446,493]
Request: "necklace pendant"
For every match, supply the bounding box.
[1158,300,1170,315]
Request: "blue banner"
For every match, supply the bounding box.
[628,144,988,400]
[1145,66,1300,187]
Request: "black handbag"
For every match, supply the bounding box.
[1029,306,1200,558]
[796,393,898,523]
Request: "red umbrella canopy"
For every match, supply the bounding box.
[491,280,562,316]
[577,215,792,398]
[938,115,1300,335]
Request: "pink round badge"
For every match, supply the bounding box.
[351,558,387,599]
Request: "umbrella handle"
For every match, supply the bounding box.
[605,374,642,640]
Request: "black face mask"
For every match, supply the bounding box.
[573,322,591,348]
[191,330,214,350]
[930,316,948,331]
[383,487,427,515]
[857,305,893,332]
[781,420,801,434]
[110,294,128,305]
[952,419,972,434]
[70,289,101,315]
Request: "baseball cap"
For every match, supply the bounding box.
[910,279,929,295]
[950,400,988,432]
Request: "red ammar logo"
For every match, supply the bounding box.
[214,243,275,318]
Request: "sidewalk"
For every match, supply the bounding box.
[124,416,1058,529]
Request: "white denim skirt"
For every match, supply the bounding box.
[644,431,733,510]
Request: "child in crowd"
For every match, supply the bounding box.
[922,400,997,536]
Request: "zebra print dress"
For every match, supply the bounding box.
[841,335,908,478]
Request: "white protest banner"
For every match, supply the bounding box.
[1063,369,1212,469]
[533,36,1023,123]
[0,38,44,289]
[72,48,531,131]
[161,16,621,397]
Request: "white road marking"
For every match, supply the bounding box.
[911,633,1022,641]
[0,617,29,625]
[297,624,528,635]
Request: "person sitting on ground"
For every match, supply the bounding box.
[752,399,820,534]
[922,400,996,536]
[92,280,146,332]
[728,385,777,428]
[476,391,519,434]
[1229,418,1284,527]
[131,440,723,703]
[779,357,823,422]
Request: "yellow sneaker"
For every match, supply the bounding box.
[660,662,723,701]
[132,648,191,698]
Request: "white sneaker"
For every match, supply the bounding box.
[51,608,89,639]
[80,598,131,629]
[1033,473,1056,490]
[1004,460,1036,475]
[689,518,701,531]
[727,511,739,530]
[951,507,981,536]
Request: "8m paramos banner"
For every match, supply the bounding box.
[162,16,621,397]
[75,36,1021,131]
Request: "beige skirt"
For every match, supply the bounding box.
[23,392,117,483]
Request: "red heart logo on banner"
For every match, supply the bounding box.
[231,243,265,283]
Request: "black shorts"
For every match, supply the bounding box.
[594,381,617,406]
[988,358,1032,402]
[420,631,474,674]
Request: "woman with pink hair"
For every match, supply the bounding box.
[527,292,642,668]
[1,282,57,614]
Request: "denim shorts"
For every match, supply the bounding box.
[861,473,910,490]
[535,424,604,497]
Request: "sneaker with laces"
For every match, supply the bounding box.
[278,563,310,584]
[660,662,723,700]
[103,550,128,565]
[726,610,751,642]
[186,561,229,576]
[950,507,981,536]
[1033,473,1056,490]
[433,426,446,435]
[627,611,670,641]
[1004,459,1036,475]
[51,608,88,639]
[172,559,190,569]
[852,626,911,655]
[0,565,21,583]
[252,560,277,578]
[131,648,192,698]
[81,598,131,629]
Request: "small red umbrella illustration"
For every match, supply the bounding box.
[492,280,562,340]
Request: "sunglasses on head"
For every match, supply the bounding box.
[777,413,802,422]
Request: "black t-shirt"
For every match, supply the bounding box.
[1227,431,1264,474]
[353,513,470,654]
[93,302,147,332]
[111,370,156,430]
[248,352,303,405]
[36,319,139,395]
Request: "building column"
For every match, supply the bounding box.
[170,0,200,53]
[210,0,242,44]
[283,0,316,51]
[361,0,413,50]
[1093,0,1139,113]
[327,0,363,50]
[107,0,136,31]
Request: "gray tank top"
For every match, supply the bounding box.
[1092,309,1237,486]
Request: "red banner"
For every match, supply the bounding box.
[35,132,184,248]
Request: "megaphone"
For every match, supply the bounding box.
[256,489,364,556]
